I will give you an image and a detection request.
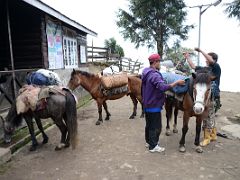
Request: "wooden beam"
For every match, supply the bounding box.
[6,0,17,98]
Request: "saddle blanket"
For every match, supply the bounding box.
[162,72,189,94]
[101,73,128,90]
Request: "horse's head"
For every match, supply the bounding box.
[68,69,81,90]
[2,102,23,143]
[68,69,97,91]
[192,69,215,115]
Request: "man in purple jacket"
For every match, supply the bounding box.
[142,54,185,153]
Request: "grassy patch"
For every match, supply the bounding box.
[0,121,53,153]
[0,163,11,175]
[76,94,92,109]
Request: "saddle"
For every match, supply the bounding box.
[36,86,67,111]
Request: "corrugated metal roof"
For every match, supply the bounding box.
[21,0,97,36]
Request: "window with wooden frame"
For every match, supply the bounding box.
[63,36,78,68]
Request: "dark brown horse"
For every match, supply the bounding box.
[68,69,143,125]
[165,68,215,153]
[3,88,78,151]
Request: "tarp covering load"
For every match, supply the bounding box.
[26,69,61,86]
[101,73,128,90]
[16,85,67,115]
[162,72,189,94]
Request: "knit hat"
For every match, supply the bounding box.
[148,54,161,62]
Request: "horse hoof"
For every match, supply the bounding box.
[179,146,186,153]
[64,143,70,148]
[42,138,49,144]
[29,145,37,151]
[55,143,65,151]
[129,115,135,119]
[173,128,178,133]
[165,129,171,136]
[95,121,102,125]
[196,146,203,153]
[105,117,110,121]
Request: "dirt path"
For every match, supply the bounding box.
[0,92,240,180]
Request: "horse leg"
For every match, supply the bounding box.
[179,114,189,153]
[165,97,172,136]
[195,117,203,153]
[54,119,68,151]
[25,116,38,151]
[96,100,103,125]
[103,101,111,121]
[129,94,137,119]
[173,107,178,133]
[35,117,48,144]
[140,102,144,118]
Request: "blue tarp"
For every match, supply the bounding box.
[161,72,189,94]
[26,72,59,86]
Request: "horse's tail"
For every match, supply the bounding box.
[65,90,78,149]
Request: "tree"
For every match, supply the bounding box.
[104,37,125,58]
[224,0,240,21]
[116,0,193,56]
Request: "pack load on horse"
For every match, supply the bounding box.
[100,73,128,90]
[26,69,62,86]
[68,69,143,125]
[3,85,78,151]
[164,67,216,153]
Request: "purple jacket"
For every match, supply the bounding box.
[141,67,171,109]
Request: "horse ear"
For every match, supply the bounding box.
[73,68,76,73]
[192,72,196,79]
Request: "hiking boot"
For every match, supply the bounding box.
[210,127,217,141]
[200,128,211,147]
[149,145,165,153]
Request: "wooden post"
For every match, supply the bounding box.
[6,0,17,97]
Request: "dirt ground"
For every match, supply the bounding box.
[0,91,240,180]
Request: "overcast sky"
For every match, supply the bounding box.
[41,0,240,92]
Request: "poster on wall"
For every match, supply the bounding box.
[46,19,64,69]
[80,45,86,63]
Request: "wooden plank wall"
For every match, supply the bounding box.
[6,0,43,69]
[0,0,10,70]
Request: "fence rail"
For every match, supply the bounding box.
[87,46,109,62]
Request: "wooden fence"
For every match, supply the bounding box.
[117,58,143,74]
[0,69,36,113]
[87,46,110,62]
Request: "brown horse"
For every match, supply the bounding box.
[68,69,143,125]
[165,68,215,153]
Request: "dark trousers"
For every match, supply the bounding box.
[145,112,162,150]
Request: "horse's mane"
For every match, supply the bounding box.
[195,72,211,84]
[6,101,23,127]
[71,70,95,78]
